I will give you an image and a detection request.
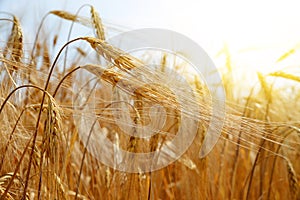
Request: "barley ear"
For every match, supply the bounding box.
[5,16,23,71]
[269,71,300,83]
[90,6,105,40]
[286,159,299,198]
[50,10,90,27]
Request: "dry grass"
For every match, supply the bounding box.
[0,6,300,200]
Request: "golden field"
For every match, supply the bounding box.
[0,5,299,200]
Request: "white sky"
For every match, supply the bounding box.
[1,0,300,72]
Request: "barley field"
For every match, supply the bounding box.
[0,5,299,200]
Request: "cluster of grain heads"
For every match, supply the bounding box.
[0,5,299,200]
[0,173,29,200]
[49,5,106,40]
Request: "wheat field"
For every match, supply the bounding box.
[0,5,299,200]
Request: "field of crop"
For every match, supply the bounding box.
[0,5,299,200]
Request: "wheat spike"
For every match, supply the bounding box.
[76,47,87,57]
[50,10,78,21]
[277,49,296,62]
[286,159,299,198]
[53,34,58,47]
[81,64,176,105]
[269,71,300,83]
[11,16,23,62]
[257,73,268,93]
[90,6,105,40]
[4,16,23,70]
[257,72,272,103]
[83,37,145,72]
[43,95,62,162]
[50,10,90,27]
[42,41,51,70]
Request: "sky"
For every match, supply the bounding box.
[1,0,300,72]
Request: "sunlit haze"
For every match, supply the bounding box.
[2,0,300,73]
